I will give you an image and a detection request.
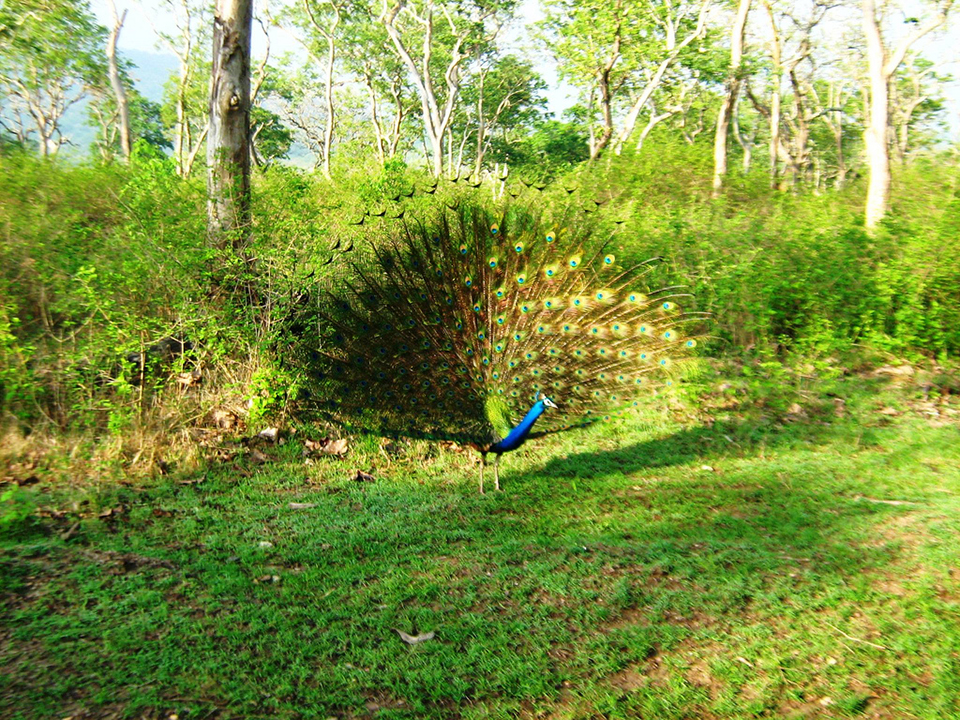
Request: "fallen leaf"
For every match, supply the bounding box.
[288,502,318,509]
[213,409,238,429]
[258,427,280,443]
[395,629,435,645]
[873,365,914,378]
[353,470,376,482]
[321,438,348,456]
[152,508,175,518]
[177,370,201,387]
[258,540,274,548]
[60,522,80,541]
[879,406,900,416]
[249,449,269,464]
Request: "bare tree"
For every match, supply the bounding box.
[712,0,751,196]
[612,0,711,156]
[380,0,509,176]
[731,88,757,172]
[861,0,952,231]
[301,0,341,178]
[106,0,132,160]
[0,0,107,156]
[152,0,209,176]
[890,54,943,163]
[760,0,783,186]
[809,79,852,187]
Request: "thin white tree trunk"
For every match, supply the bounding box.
[712,0,751,196]
[107,0,132,160]
[861,0,952,231]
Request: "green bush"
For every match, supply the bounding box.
[1,146,958,433]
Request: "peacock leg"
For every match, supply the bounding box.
[494,454,501,492]
[479,453,486,495]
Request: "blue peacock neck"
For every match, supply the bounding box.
[489,399,549,454]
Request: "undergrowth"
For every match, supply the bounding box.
[1,144,959,479]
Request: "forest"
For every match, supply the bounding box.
[1,0,960,718]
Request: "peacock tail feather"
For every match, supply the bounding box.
[291,187,707,450]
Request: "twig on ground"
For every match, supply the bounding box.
[854,495,921,506]
[825,622,888,650]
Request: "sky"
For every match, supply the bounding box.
[89,0,958,136]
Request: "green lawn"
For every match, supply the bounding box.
[2,373,959,719]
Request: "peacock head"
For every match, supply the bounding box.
[535,390,559,410]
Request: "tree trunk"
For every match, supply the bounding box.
[861,0,952,231]
[364,76,387,165]
[107,0,132,161]
[613,0,709,155]
[761,0,781,188]
[207,0,253,248]
[862,0,889,232]
[712,0,751,196]
[322,26,336,178]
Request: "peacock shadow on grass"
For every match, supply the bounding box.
[514,412,835,485]
[477,414,887,588]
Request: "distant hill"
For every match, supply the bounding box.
[122,48,180,103]
[59,48,178,159]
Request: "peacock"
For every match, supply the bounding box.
[290,183,706,493]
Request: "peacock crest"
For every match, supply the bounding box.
[289,183,707,479]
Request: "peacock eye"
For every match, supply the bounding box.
[488,257,499,268]
[490,224,499,234]
[460,244,468,254]
[545,231,556,243]
[604,254,615,265]
[515,242,524,253]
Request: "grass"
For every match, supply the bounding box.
[2,369,959,719]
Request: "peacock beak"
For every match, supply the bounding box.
[543,396,559,409]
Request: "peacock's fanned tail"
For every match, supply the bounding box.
[295,193,705,448]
